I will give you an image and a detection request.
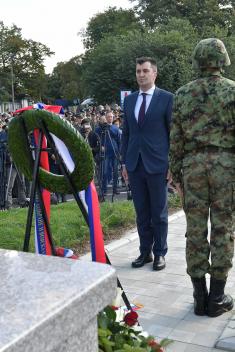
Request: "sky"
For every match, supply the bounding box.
[1,0,133,73]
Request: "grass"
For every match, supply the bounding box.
[0,194,181,255]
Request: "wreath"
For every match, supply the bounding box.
[8,109,94,193]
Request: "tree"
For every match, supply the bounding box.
[81,15,235,104]
[131,0,235,35]
[81,18,199,103]
[45,56,84,102]
[0,21,53,102]
[79,7,143,50]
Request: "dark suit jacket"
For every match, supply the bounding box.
[121,87,173,174]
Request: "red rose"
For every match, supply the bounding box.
[148,339,158,347]
[123,311,138,326]
[148,339,163,351]
[111,306,119,310]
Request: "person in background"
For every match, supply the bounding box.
[96,111,121,197]
[113,117,122,131]
[73,114,83,132]
[80,118,100,160]
[4,122,28,209]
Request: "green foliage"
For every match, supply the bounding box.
[80,7,143,50]
[98,307,172,351]
[100,201,136,234]
[0,21,53,102]
[81,18,198,101]
[0,76,11,101]
[132,0,235,35]
[1,2,235,104]
[81,12,235,102]
[0,195,180,254]
[45,56,84,101]
[223,35,235,81]
[168,193,181,209]
[0,200,137,253]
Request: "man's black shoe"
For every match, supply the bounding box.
[153,256,166,271]
[132,254,153,268]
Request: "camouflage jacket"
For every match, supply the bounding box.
[170,71,235,183]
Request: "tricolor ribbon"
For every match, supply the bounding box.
[79,182,106,264]
[33,129,52,255]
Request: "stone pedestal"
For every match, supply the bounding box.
[0,249,116,352]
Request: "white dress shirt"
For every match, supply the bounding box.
[134,85,155,122]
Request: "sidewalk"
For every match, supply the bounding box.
[82,210,235,351]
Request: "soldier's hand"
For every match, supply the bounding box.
[166,169,172,185]
[122,165,128,182]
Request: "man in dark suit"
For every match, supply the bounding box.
[121,57,173,270]
[96,111,121,197]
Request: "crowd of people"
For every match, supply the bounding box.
[56,103,124,202]
[0,112,30,209]
[0,103,125,209]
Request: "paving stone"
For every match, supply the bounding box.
[168,318,226,347]
[216,314,235,351]
[183,310,230,327]
[166,341,226,352]
[168,328,196,344]
[216,337,235,351]
[142,322,174,338]
[82,209,235,351]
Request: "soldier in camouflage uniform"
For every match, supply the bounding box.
[170,38,235,317]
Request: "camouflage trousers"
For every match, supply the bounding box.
[182,152,235,280]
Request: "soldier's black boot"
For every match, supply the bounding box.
[191,277,208,315]
[207,277,234,317]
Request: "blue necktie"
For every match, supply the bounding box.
[138,93,147,126]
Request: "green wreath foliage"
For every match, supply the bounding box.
[8,109,94,193]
